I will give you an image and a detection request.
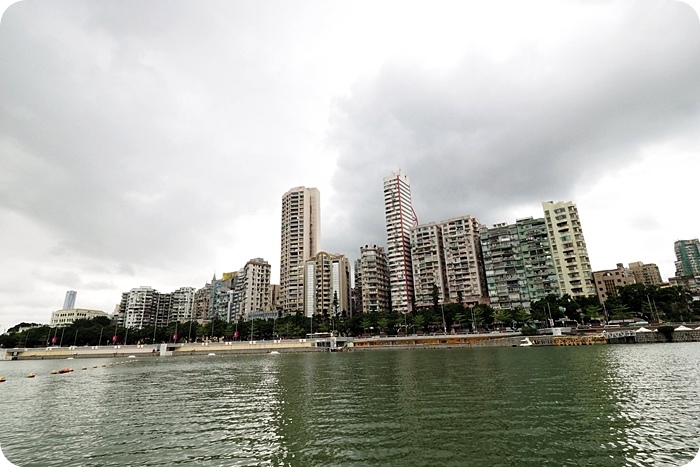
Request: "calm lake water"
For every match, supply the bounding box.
[0,343,699,466]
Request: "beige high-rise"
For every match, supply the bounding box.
[593,263,636,303]
[628,261,662,286]
[358,245,391,313]
[280,187,320,314]
[411,215,487,308]
[542,201,595,297]
[304,251,351,318]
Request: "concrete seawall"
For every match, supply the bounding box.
[634,330,700,344]
[4,330,698,360]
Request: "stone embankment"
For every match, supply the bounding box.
[634,329,700,344]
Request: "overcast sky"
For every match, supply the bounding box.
[1,0,699,329]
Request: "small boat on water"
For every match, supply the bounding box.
[520,337,534,347]
[269,351,280,355]
[57,368,73,374]
[207,353,216,356]
[50,370,59,374]
[127,355,136,358]
[27,372,36,378]
[0,376,5,382]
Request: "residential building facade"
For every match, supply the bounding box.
[411,215,488,308]
[170,287,195,322]
[481,217,559,311]
[304,251,351,318]
[674,239,700,277]
[358,245,391,313]
[440,215,488,305]
[383,171,418,314]
[238,258,272,321]
[516,217,560,302]
[410,222,447,308]
[628,261,663,286]
[542,201,595,297]
[280,186,320,314]
[593,263,637,303]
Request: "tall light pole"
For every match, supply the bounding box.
[440,303,447,335]
[153,308,159,346]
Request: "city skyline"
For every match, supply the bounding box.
[24,187,696,324]
[1,0,699,327]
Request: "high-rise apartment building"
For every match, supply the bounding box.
[117,286,161,329]
[542,201,594,297]
[358,245,391,313]
[674,239,700,277]
[481,222,526,310]
[233,258,272,321]
[280,187,320,314]
[593,263,636,303]
[412,215,488,308]
[192,283,212,320]
[481,217,559,310]
[304,251,351,317]
[170,287,195,322]
[440,215,487,305]
[114,286,197,328]
[516,217,560,302]
[411,222,447,308]
[352,258,362,315]
[269,284,281,313]
[628,261,663,286]
[383,172,418,314]
[62,290,77,310]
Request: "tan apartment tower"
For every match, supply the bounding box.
[628,261,662,286]
[593,263,636,303]
[542,201,595,297]
[231,258,272,321]
[304,251,351,318]
[412,215,488,308]
[383,172,418,314]
[280,187,320,314]
[358,245,391,313]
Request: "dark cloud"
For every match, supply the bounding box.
[325,0,700,258]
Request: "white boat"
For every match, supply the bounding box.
[207,352,216,356]
[520,337,534,347]
[127,355,136,358]
[269,351,280,355]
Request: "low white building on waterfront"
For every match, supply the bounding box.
[50,308,108,327]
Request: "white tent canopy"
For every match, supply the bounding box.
[674,325,693,331]
[635,327,653,333]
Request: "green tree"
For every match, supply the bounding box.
[413,315,426,333]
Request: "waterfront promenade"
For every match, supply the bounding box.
[3,325,699,360]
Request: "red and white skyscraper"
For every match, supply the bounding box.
[383,171,418,314]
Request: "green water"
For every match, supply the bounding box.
[0,344,698,466]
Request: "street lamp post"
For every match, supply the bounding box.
[440,303,447,335]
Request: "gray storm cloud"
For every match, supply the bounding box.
[325,0,700,257]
